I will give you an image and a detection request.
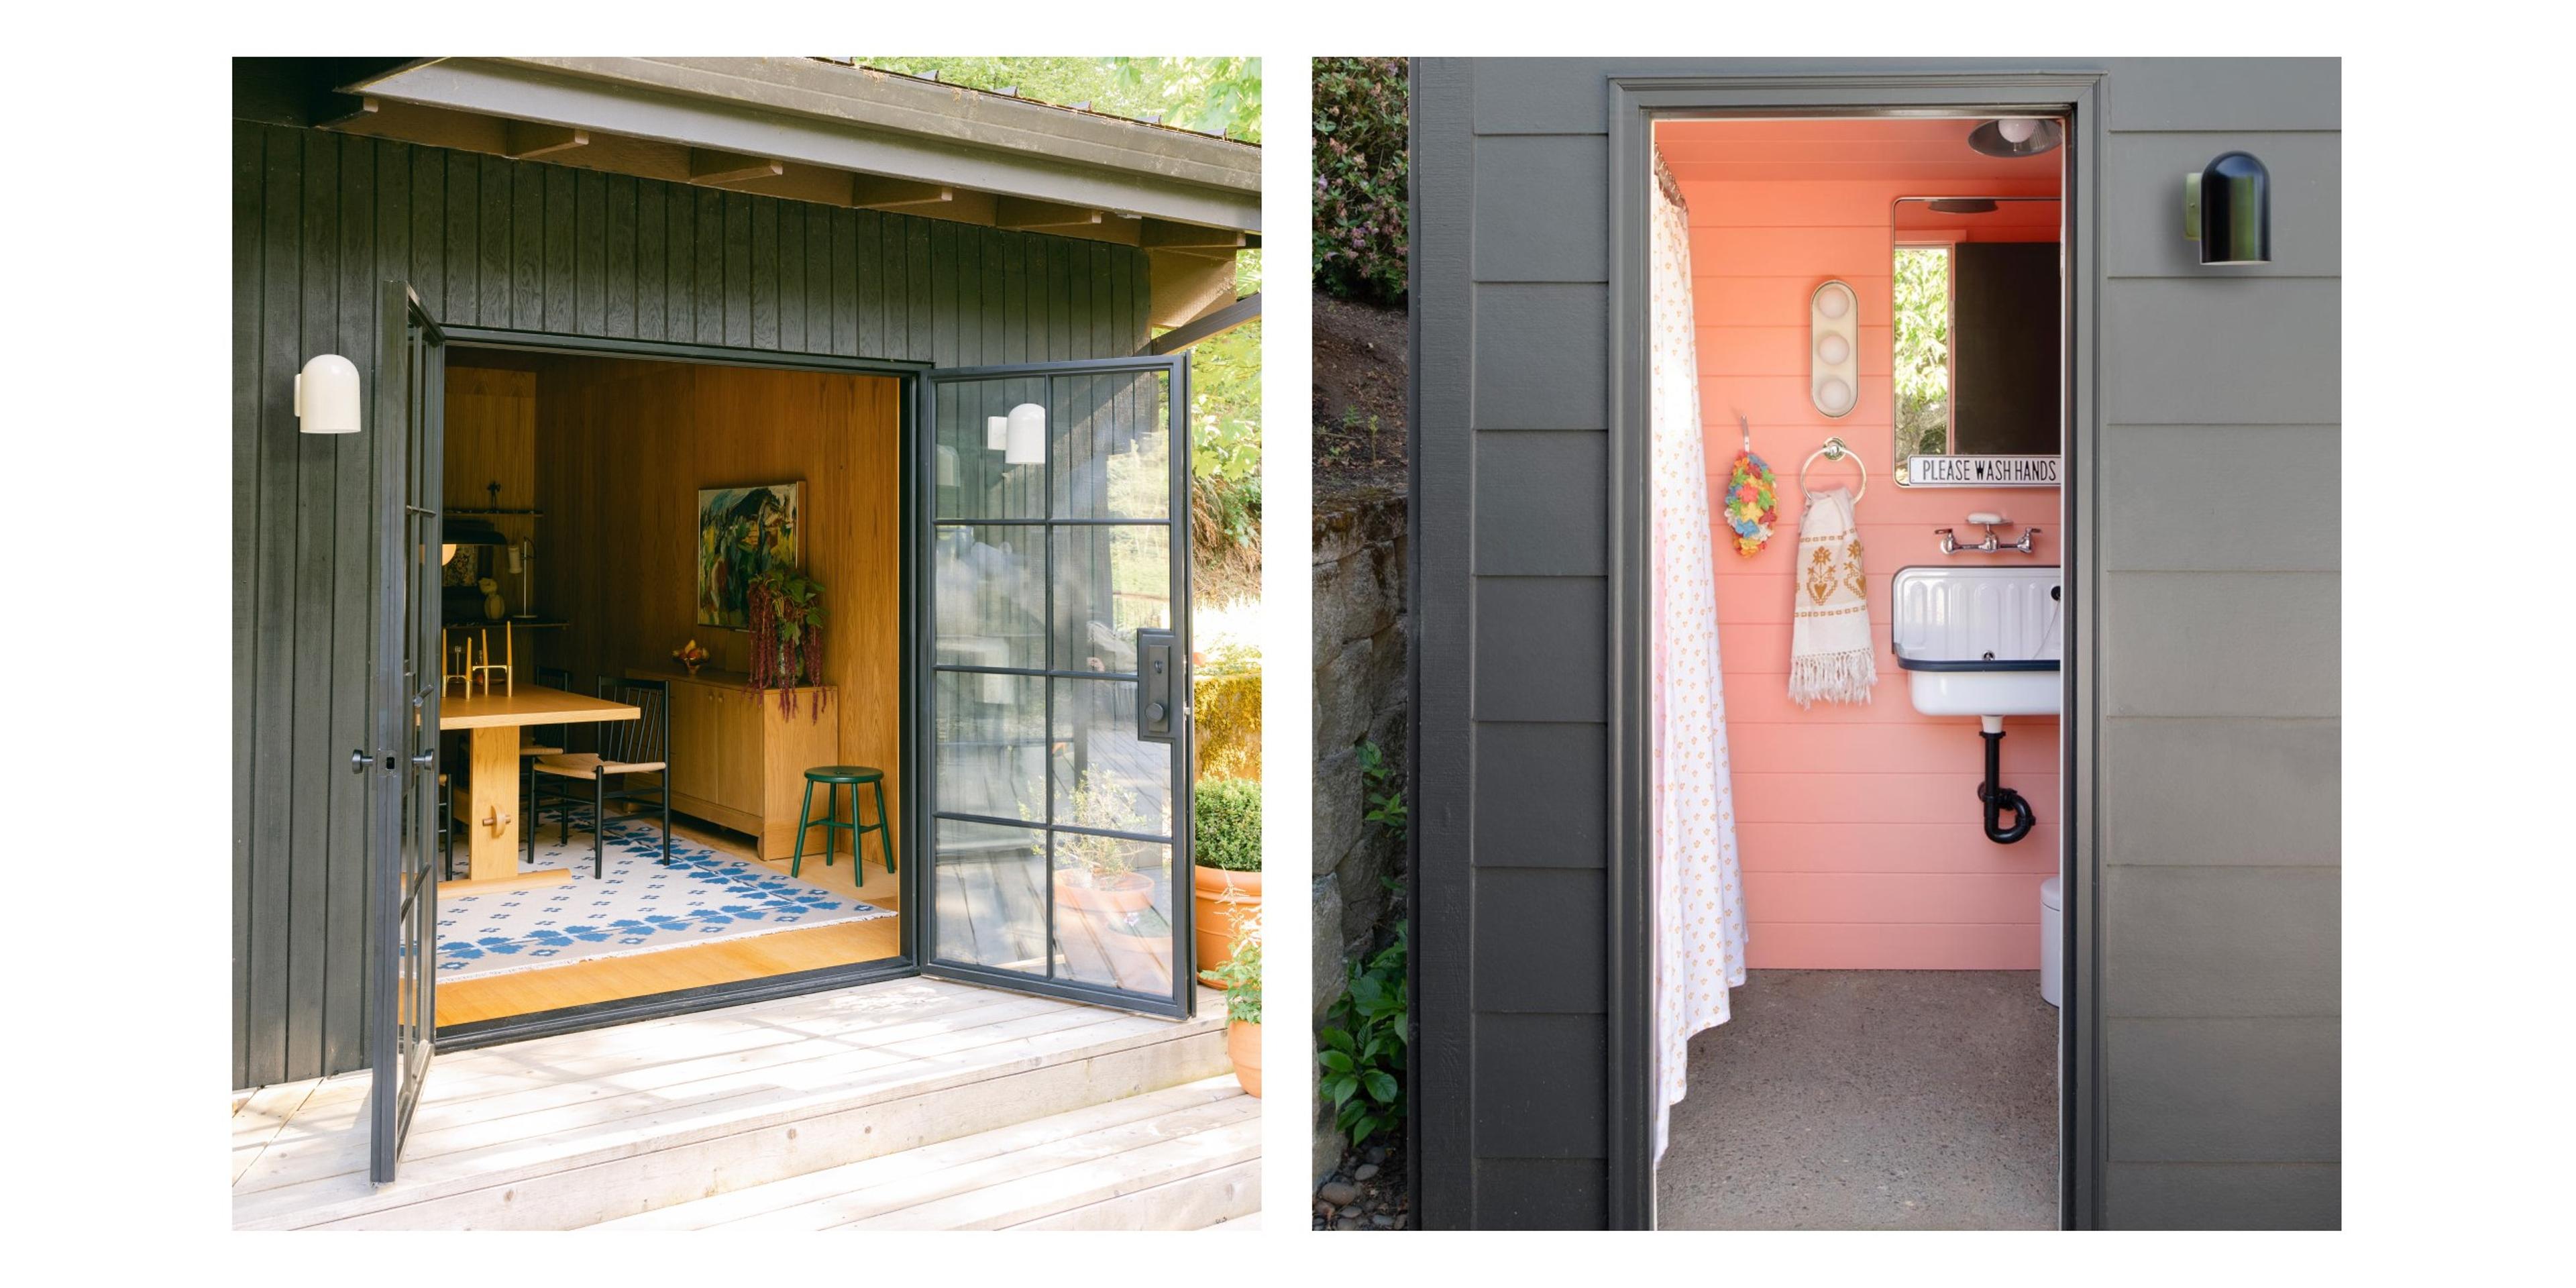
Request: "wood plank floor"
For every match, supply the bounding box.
[231,977,1230,1230]
[435,814,902,1026]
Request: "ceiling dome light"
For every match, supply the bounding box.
[1814,282,1851,321]
[1816,333,1851,366]
[1967,117,2064,158]
[1816,377,1855,417]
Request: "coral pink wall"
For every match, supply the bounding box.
[1663,120,2061,970]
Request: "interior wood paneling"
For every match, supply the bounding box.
[517,354,903,852]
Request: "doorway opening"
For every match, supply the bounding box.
[1644,112,2070,1230]
[429,343,910,1032]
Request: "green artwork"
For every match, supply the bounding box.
[696,483,802,629]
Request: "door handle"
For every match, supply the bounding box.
[411,749,436,768]
[1136,628,1177,745]
[352,748,373,775]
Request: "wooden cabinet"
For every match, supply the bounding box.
[633,668,839,859]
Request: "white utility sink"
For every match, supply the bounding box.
[1890,566,2063,717]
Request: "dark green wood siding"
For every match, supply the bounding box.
[232,121,1153,1090]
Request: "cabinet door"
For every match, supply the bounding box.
[667,683,718,803]
[716,687,763,814]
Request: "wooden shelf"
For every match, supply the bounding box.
[446,507,546,517]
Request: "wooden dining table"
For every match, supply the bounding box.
[439,685,639,891]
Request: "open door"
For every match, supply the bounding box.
[920,356,1195,1019]
[366,282,445,1183]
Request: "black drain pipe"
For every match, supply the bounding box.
[1978,718,2034,844]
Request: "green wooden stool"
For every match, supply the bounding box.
[792,765,894,883]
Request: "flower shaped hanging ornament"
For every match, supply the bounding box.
[1725,415,1779,557]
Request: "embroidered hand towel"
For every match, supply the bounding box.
[1789,486,1877,707]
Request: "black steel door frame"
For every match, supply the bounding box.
[918,354,1197,1021]
[422,327,934,1054]
[369,282,445,1184]
[1598,70,2105,1231]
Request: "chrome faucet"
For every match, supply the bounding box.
[1935,513,2041,555]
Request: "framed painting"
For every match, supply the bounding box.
[696,483,802,629]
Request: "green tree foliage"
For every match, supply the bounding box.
[1893,247,1951,461]
[1312,57,1408,305]
[850,58,1263,598]
[851,56,1260,142]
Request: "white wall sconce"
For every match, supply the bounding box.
[1005,402,1046,465]
[2184,152,2271,265]
[1811,280,1858,418]
[295,354,360,434]
[986,415,1008,450]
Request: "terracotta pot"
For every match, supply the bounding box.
[1192,865,1265,981]
[1051,869,1169,990]
[1226,1019,1263,1098]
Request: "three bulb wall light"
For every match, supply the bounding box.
[1810,280,1858,419]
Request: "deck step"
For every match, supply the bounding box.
[232,979,1231,1230]
[594,1076,1259,1230]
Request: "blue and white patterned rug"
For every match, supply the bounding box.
[436,804,894,981]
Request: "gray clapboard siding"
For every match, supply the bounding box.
[232,121,1151,1091]
[1411,57,2339,1230]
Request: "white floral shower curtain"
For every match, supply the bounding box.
[1650,150,1748,1162]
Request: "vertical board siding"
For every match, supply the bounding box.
[1413,59,2339,1230]
[231,122,1152,1090]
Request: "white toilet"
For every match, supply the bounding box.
[2039,875,2063,1008]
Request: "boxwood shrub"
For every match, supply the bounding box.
[1194,778,1263,871]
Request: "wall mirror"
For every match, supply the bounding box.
[1891,196,2063,484]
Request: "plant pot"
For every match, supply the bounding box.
[1226,1019,1262,1097]
[1191,865,1264,981]
[1052,869,1165,989]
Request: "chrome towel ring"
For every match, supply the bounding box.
[1799,435,1868,503]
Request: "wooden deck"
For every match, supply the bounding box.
[231,975,1240,1230]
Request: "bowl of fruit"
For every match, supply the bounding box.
[672,638,710,676]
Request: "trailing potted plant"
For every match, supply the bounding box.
[1209,910,1261,1097]
[1191,779,1262,981]
[743,564,828,720]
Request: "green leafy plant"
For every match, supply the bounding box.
[1193,779,1262,872]
[1210,911,1262,1024]
[1318,921,1407,1145]
[1312,57,1409,306]
[1038,771,1150,882]
[744,565,828,720]
[1357,739,1407,841]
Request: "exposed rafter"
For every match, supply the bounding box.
[1143,292,1262,355]
[502,120,588,160]
[849,174,956,213]
[996,197,1104,231]
[688,147,783,185]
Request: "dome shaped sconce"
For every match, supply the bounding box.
[1810,280,1859,419]
[2185,152,2271,265]
[295,354,360,434]
[1005,402,1046,465]
[986,415,1008,450]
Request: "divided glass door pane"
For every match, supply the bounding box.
[923,359,1189,1017]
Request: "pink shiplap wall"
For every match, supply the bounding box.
[1664,120,2060,969]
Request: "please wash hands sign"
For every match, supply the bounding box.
[1904,455,2061,487]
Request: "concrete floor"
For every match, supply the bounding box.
[1656,969,2059,1230]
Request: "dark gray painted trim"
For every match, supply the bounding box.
[1600,68,2108,1232]
[1405,57,1478,1231]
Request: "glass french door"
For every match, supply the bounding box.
[919,356,1194,1018]
[368,281,445,1183]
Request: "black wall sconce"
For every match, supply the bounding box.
[2184,151,2271,265]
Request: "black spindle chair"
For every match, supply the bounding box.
[528,677,672,878]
